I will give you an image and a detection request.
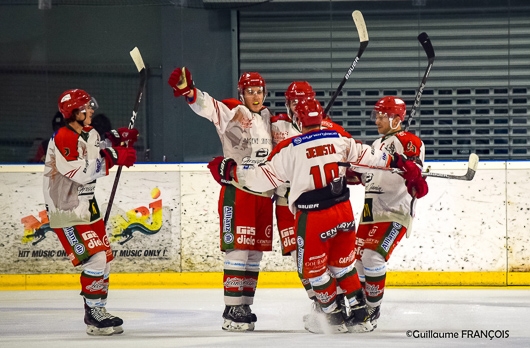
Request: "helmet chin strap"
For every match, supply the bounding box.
[76,112,87,128]
[389,117,402,131]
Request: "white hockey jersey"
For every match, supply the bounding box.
[43,125,108,228]
[359,130,426,228]
[189,89,273,167]
[235,129,391,214]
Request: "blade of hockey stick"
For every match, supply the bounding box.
[323,10,369,116]
[104,47,147,225]
[339,153,479,181]
[403,32,435,131]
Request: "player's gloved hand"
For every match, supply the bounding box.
[345,168,363,185]
[406,176,429,199]
[100,147,137,169]
[390,154,423,183]
[106,128,139,147]
[167,67,194,98]
[207,156,236,185]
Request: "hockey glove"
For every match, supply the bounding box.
[406,176,429,199]
[390,154,423,183]
[101,147,137,169]
[167,67,195,98]
[207,156,237,186]
[106,127,139,147]
[345,169,363,185]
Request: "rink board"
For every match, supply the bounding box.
[0,161,529,288]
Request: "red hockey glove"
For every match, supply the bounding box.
[107,127,139,147]
[390,154,423,183]
[207,156,237,185]
[345,168,363,185]
[101,147,137,169]
[406,176,429,199]
[167,67,195,98]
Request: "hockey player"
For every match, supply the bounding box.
[208,98,424,334]
[353,96,428,330]
[168,67,274,332]
[271,81,354,326]
[43,89,138,336]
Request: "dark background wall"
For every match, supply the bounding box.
[0,0,528,163]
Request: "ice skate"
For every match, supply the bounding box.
[368,305,380,329]
[101,307,124,334]
[344,302,374,333]
[302,298,322,324]
[221,305,254,332]
[242,304,257,324]
[84,305,114,336]
[304,307,348,334]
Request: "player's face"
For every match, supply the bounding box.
[374,112,392,135]
[81,102,95,126]
[243,87,264,113]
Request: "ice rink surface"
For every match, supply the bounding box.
[1,287,530,348]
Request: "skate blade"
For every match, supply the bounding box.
[347,321,374,333]
[113,325,124,334]
[226,321,254,332]
[86,325,114,336]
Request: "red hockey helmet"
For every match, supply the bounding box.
[58,89,97,119]
[285,81,316,102]
[371,96,407,121]
[294,98,323,128]
[238,72,266,101]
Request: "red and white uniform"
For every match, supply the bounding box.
[270,115,352,254]
[357,130,425,257]
[187,90,274,252]
[43,124,113,281]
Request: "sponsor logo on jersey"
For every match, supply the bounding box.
[223,232,234,244]
[85,279,106,292]
[315,290,337,304]
[64,227,78,246]
[368,226,378,237]
[224,277,243,290]
[320,227,338,241]
[95,158,102,173]
[381,222,402,252]
[280,227,296,248]
[223,206,233,233]
[293,130,339,146]
[256,148,269,157]
[236,226,256,245]
[338,250,356,264]
[265,225,272,238]
[78,185,96,196]
[74,243,85,255]
[365,283,383,297]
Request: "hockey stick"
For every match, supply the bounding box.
[339,153,479,181]
[323,10,369,116]
[403,32,435,131]
[104,47,147,225]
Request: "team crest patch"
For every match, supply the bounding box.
[406,141,417,154]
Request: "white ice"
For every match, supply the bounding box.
[1,288,529,348]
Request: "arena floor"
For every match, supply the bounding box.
[1,287,529,348]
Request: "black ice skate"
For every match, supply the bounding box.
[368,305,380,329]
[221,305,254,332]
[84,305,115,336]
[344,301,374,333]
[101,307,124,334]
[242,304,257,324]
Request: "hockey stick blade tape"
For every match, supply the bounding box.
[352,10,369,42]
